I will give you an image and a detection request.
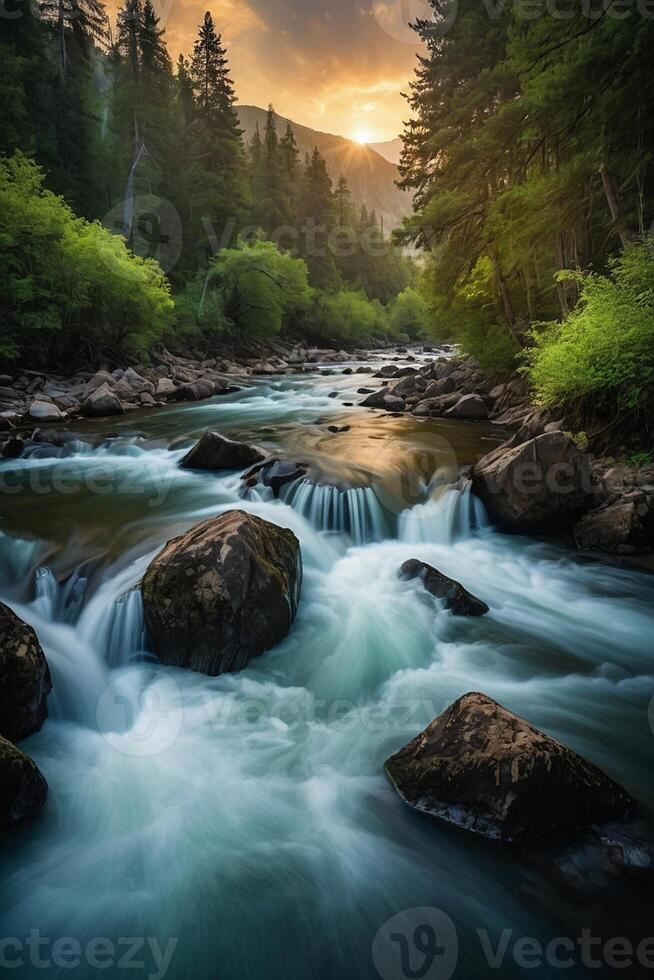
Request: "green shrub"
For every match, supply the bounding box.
[0,152,173,365]
[524,244,654,408]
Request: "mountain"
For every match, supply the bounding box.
[237,106,411,232]
[368,138,403,166]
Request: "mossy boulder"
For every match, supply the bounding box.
[0,736,48,827]
[142,510,302,676]
[0,602,51,742]
[385,693,633,843]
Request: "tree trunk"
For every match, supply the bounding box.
[492,255,523,348]
[599,164,637,248]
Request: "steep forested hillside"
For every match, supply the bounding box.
[237,106,411,231]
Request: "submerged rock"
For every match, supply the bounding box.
[180,432,265,472]
[471,431,593,532]
[400,559,489,616]
[142,510,302,676]
[0,735,48,827]
[81,382,124,418]
[0,603,51,742]
[384,692,634,843]
[243,457,308,496]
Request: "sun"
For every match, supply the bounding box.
[354,129,370,145]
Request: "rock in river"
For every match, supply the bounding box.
[142,510,302,676]
[471,431,593,532]
[384,693,633,843]
[81,382,124,418]
[0,735,48,827]
[400,559,489,616]
[0,602,51,743]
[180,432,266,471]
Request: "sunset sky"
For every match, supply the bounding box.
[110,0,426,143]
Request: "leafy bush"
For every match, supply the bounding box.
[304,289,388,344]
[177,239,312,341]
[0,152,173,365]
[525,244,654,409]
[388,287,430,340]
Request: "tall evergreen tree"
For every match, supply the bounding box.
[187,11,248,261]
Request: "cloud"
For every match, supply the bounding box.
[106,0,423,140]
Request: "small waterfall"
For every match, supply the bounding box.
[33,567,88,624]
[281,479,389,544]
[78,555,152,668]
[87,588,146,668]
[0,533,42,592]
[399,482,488,545]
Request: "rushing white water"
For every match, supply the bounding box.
[281,479,390,544]
[1,363,652,980]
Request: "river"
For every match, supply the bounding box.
[1,352,653,980]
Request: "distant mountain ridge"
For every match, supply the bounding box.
[369,137,403,166]
[237,106,411,232]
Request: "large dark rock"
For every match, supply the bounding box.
[444,393,488,420]
[384,692,633,843]
[0,735,48,827]
[81,382,124,418]
[400,559,489,616]
[142,510,302,676]
[574,499,650,555]
[175,379,218,401]
[0,603,51,742]
[180,432,265,472]
[360,388,406,412]
[471,431,594,532]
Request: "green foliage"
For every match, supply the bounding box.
[629,451,653,468]
[304,289,387,345]
[177,239,311,340]
[524,244,654,409]
[388,287,430,340]
[399,0,654,367]
[0,153,173,364]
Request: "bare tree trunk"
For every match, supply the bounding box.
[599,164,637,247]
[492,253,523,347]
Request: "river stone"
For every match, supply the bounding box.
[180,432,266,471]
[176,379,218,401]
[0,603,52,742]
[400,560,489,616]
[574,500,650,555]
[142,510,302,676]
[28,400,65,421]
[155,378,177,399]
[81,382,124,418]
[0,735,48,827]
[444,393,488,420]
[471,431,593,532]
[244,457,308,496]
[384,693,634,843]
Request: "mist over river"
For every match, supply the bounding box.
[1,353,653,980]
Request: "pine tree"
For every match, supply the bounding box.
[187,11,248,261]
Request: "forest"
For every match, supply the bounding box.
[398,0,654,431]
[0,0,422,366]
